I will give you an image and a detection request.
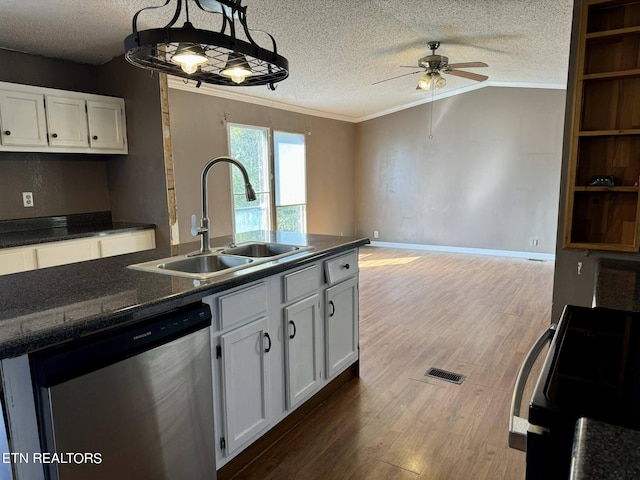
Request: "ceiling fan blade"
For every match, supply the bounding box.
[372,70,423,85]
[446,62,488,69]
[444,69,488,82]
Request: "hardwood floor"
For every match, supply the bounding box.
[233,247,555,479]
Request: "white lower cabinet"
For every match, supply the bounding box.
[209,248,361,469]
[325,276,359,378]
[35,237,100,268]
[0,245,37,275]
[98,229,155,257]
[219,316,271,455]
[0,229,155,276]
[284,294,322,409]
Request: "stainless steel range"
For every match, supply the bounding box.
[510,305,640,479]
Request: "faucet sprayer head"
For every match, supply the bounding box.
[245,183,257,202]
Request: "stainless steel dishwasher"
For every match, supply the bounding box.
[30,303,215,480]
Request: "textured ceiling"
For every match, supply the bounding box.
[0,0,574,122]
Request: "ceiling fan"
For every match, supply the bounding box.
[374,41,489,91]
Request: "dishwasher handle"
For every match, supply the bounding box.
[508,323,556,451]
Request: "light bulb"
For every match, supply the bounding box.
[225,67,252,84]
[178,59,200,75]
[434,72,447,89]
[171,44,208,75]
[221,53,253,84]
[418,74,432,91]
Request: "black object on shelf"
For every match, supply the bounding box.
[589,176,615,187]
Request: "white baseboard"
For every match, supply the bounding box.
[368,241,555,261]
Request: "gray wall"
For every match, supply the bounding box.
[355,87,565,254]
[168,89,356,243]
[0,48,110,220]
[0,156,110,219]
[98,57,170,247]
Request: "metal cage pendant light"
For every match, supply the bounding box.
[124,0,289,90]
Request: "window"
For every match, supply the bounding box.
[228,124,307,233]
[274,131,306,232]
[228,124,271,233]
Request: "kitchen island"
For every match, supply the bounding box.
[0,230,369,480]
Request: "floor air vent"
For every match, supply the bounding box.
[424,367,465,384]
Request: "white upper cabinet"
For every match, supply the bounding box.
[0,81,127,154]
[87,99,126,151]
[45,96,89,148]
[0,90,48,147]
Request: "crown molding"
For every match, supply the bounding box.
[167,76,566,124]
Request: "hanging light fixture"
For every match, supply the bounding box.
[417,71,446,91]
[124,0,289,90]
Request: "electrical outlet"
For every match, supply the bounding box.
[532,238,539,246]
[22,192,34,208]
[373,230,379,239]
[577,262,583,275]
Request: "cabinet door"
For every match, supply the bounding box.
[87,100,126,151]
[98,229,156,258]
[325,276,359,378]
[45,96,89,148]
[0,90,47,146]
[35,238,100,269]
[0,246,36,275]
[284,294,322,409]
[220,317,271,454]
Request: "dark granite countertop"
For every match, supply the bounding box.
[571,417,640,479]
[0,231,369,359]
[0,212,155,249]
[594,259,640,313]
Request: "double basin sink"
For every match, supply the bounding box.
[129,241,312,279]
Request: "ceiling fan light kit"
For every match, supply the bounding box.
[124,0,289,90]
[375,40,489,91]
[418,72,446,91]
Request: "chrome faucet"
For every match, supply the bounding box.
[191,156,257,255]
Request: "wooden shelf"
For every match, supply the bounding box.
[586,25,640,39]
[579,129,640,136]
[583,68,640,80]
[574,186,639,192]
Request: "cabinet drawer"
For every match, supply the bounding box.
[35,238,100,268]
[324,250,359,285]
[99,229,155,257]
[0,246,36,275]
[283,264,319,303]
[219,282,268,329]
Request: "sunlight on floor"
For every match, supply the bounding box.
[359,257,420,268]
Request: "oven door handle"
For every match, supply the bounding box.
[508,323,556,451]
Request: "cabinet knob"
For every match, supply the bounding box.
[51,133,58,138]
[342,263,350,270]
[3,130,10,136]
[92,135,98,140]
